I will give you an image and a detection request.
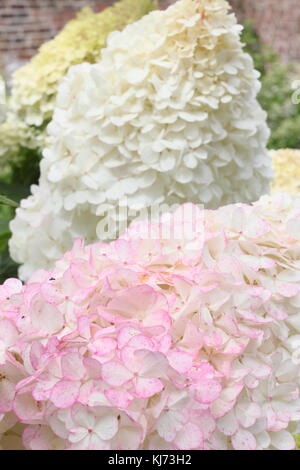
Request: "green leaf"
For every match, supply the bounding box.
[0,194,18,208]
[0,250,19,283]
[294,434,300,450]
[0,181,29,203]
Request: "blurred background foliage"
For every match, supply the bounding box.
[242,20,300,149]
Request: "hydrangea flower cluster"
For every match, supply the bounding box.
[9,0,272,280]
[0,0,156,173]
[10,0,157,127]
[272,149,300,195]
[2,195,300,450]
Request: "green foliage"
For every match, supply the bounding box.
[0,195,18,208]
[0,150,40,281]
[242,21,300,149]
[0,204,18,282]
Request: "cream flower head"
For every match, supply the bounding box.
[10,0,272,280]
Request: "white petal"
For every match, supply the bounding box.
[94,415,118,441]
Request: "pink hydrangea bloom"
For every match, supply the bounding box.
[1,194,300,450]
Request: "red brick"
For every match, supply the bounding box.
[0,0,299,77]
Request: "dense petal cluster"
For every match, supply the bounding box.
[0,0,156,172]
[2,195,300,450]
[10,0,272,280]
[272,149,300,195]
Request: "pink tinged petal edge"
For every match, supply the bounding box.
[167,350,193,374]
[61,353,85,381]
[13,392,44,421]
[217,410,239,436]
[101,362,133,387]
[51,380,81,408]
[193,379,222,404]
[174,423,204,450]
[0,379,15,412]
[134,377,164,398]
[104,389,133,408]
[232,429,257,450]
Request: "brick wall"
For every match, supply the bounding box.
[0,0,300,77]
[0,1,138,75]
[230,0,300,63]
[0,1,174,77]
[0,1,173,60]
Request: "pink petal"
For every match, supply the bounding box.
[61,353,85,381]
[143,309,171,331]
[101,361,133,387]
[108,285,167,319]
[137,351,169,378]
[217,410,239,436]
[134,377,164,398]
[0,378,15,412]
[90,337,117,357]
[174,423,203,450]
[83,357,102,379]
[232,429,257,450]
[105,389,133,408]
[167,350,193,374]
[0,319,18,347]
[30,297,64,335]
[236,402,261,428]
[14,392,44,421]
[193,379,222,404]
[51,380,81,408]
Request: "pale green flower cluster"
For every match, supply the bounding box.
[0,114,43,179]
[0,0,157,176]
[10,0,157,126]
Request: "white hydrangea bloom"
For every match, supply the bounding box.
[9,0,272,280]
